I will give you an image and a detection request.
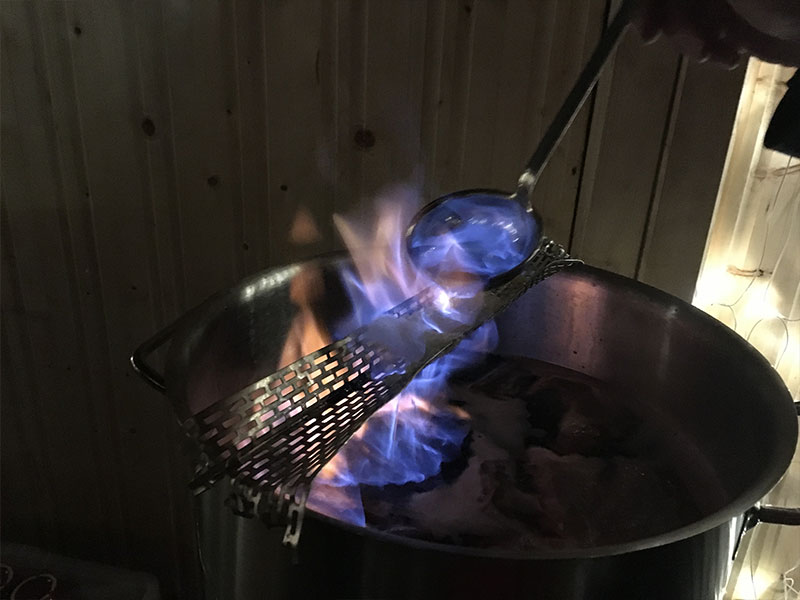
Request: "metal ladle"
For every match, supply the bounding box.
[406,0,634,284]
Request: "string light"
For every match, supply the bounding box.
[693,59,799,600]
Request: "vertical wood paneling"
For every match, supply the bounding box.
[571,33,681,276]
[131,0,185,317]
[360,0,427,198]
[418,1,446,201]
[264,1,333,264]
[0,203,57,549]
[330,0,367,216]
[162,0,240,301]
[430,1,476,195]
[488,0,556,189]
[514,0,558,188]
[36,0,133,561]
[1,1,119,559]
[232,1,271,273]
[0,336,41,544]
[458,0,510,187]
[1,2,744,598]
[59,0,197,592]
[637,61,746,300]
[533,0,606,243]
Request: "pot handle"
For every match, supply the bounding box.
[734,503,800,558]
[754,505,800,526]
[130,319,182,394]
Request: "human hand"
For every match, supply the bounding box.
[634,0,800,68]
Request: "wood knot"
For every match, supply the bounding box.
[141,117,155,137]
[354,128,375,150]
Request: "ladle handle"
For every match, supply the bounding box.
[520,0,635,194]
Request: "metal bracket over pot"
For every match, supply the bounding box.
[224,479,308,548]
[133,239,576,545]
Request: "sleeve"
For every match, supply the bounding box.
[764,69,800,157]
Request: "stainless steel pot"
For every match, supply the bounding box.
[133,258,799,600]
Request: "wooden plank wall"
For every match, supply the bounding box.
[0,1,743,598]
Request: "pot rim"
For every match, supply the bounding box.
[146,258,798,559]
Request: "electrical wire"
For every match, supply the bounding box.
[784,561,800,600]
[716,155,792,311]
[712,154,798,378]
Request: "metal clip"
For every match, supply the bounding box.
[282,486,308,549]
[226,479,261,518]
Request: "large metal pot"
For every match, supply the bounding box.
[133,258,799,600]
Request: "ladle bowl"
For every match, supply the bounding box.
[405,189,542,285]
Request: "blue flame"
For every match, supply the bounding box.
[407,193,539,281]
[308,190,530,525]
[325,322,498,484]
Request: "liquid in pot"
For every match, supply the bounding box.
[312,356,730,550]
